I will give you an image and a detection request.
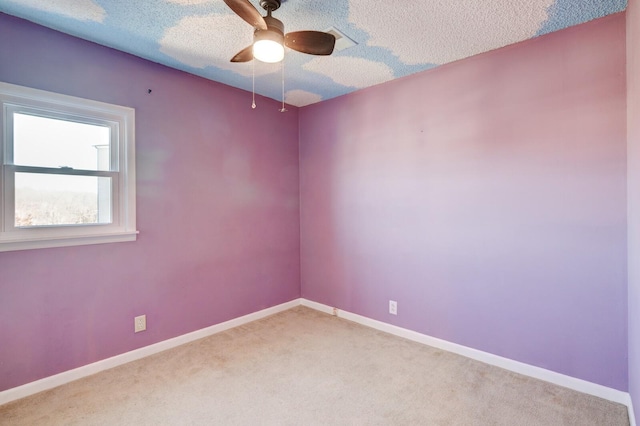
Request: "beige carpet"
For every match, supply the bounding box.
[0,306,630,425]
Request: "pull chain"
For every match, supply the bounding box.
[279,54,287,113]
[251,56,256,109]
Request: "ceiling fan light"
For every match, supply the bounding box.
[253,30,284,63]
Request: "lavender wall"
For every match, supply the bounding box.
[0,13,300,392]
[300,14,628,390]
[628,0,640,418]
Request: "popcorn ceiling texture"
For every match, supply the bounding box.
[349,0,555,66]
[285,89,322,106]
[7,0,105,22]
[0,0,628,106]
[303,56,395,89]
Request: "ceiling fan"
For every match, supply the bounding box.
[223,0,336,63]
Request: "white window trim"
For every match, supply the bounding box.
[0,82,137,252]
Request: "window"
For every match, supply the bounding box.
[0,82,136,251]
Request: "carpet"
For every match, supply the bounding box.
[0,306,630,425]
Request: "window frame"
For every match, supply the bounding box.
[0,82,137,252]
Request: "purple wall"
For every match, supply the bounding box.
[299,13,628,390]
[0,10,632,397]
[0,13,301,392]
[628,0,640,418]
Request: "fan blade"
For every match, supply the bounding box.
[285,31,336,56]
[231,45,254,62]
[223,0,267,30]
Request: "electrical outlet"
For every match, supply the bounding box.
[389,300,398,315]
[134,315,146,333]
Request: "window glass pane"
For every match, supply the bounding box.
[15,173,112,227]
[13,113,111,171]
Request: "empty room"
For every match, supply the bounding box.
[0,0,639,424]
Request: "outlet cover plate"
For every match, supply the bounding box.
[134,314,146,333]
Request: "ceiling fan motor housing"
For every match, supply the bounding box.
[254,14,284,43]
[259,0,281,11]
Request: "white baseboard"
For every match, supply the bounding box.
[300,299,632,408]
[629,394,637,426]
[300,298,335,315]
[2,296,634,421]
[0,299,300,406]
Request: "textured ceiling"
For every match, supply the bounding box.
[0,0,628,107]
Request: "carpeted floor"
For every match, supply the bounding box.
[0,306,630,425]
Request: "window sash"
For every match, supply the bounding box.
[4,104,120,172]
[2,165,120,233]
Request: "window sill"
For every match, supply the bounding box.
[0,231,139,252]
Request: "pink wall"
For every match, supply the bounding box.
[0,9,632,397]
[0,13,301,391]
[299,13,628,390]
[628,0,640,418]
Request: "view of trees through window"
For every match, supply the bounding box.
[16,187,100,227]
[14,174,111,227]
